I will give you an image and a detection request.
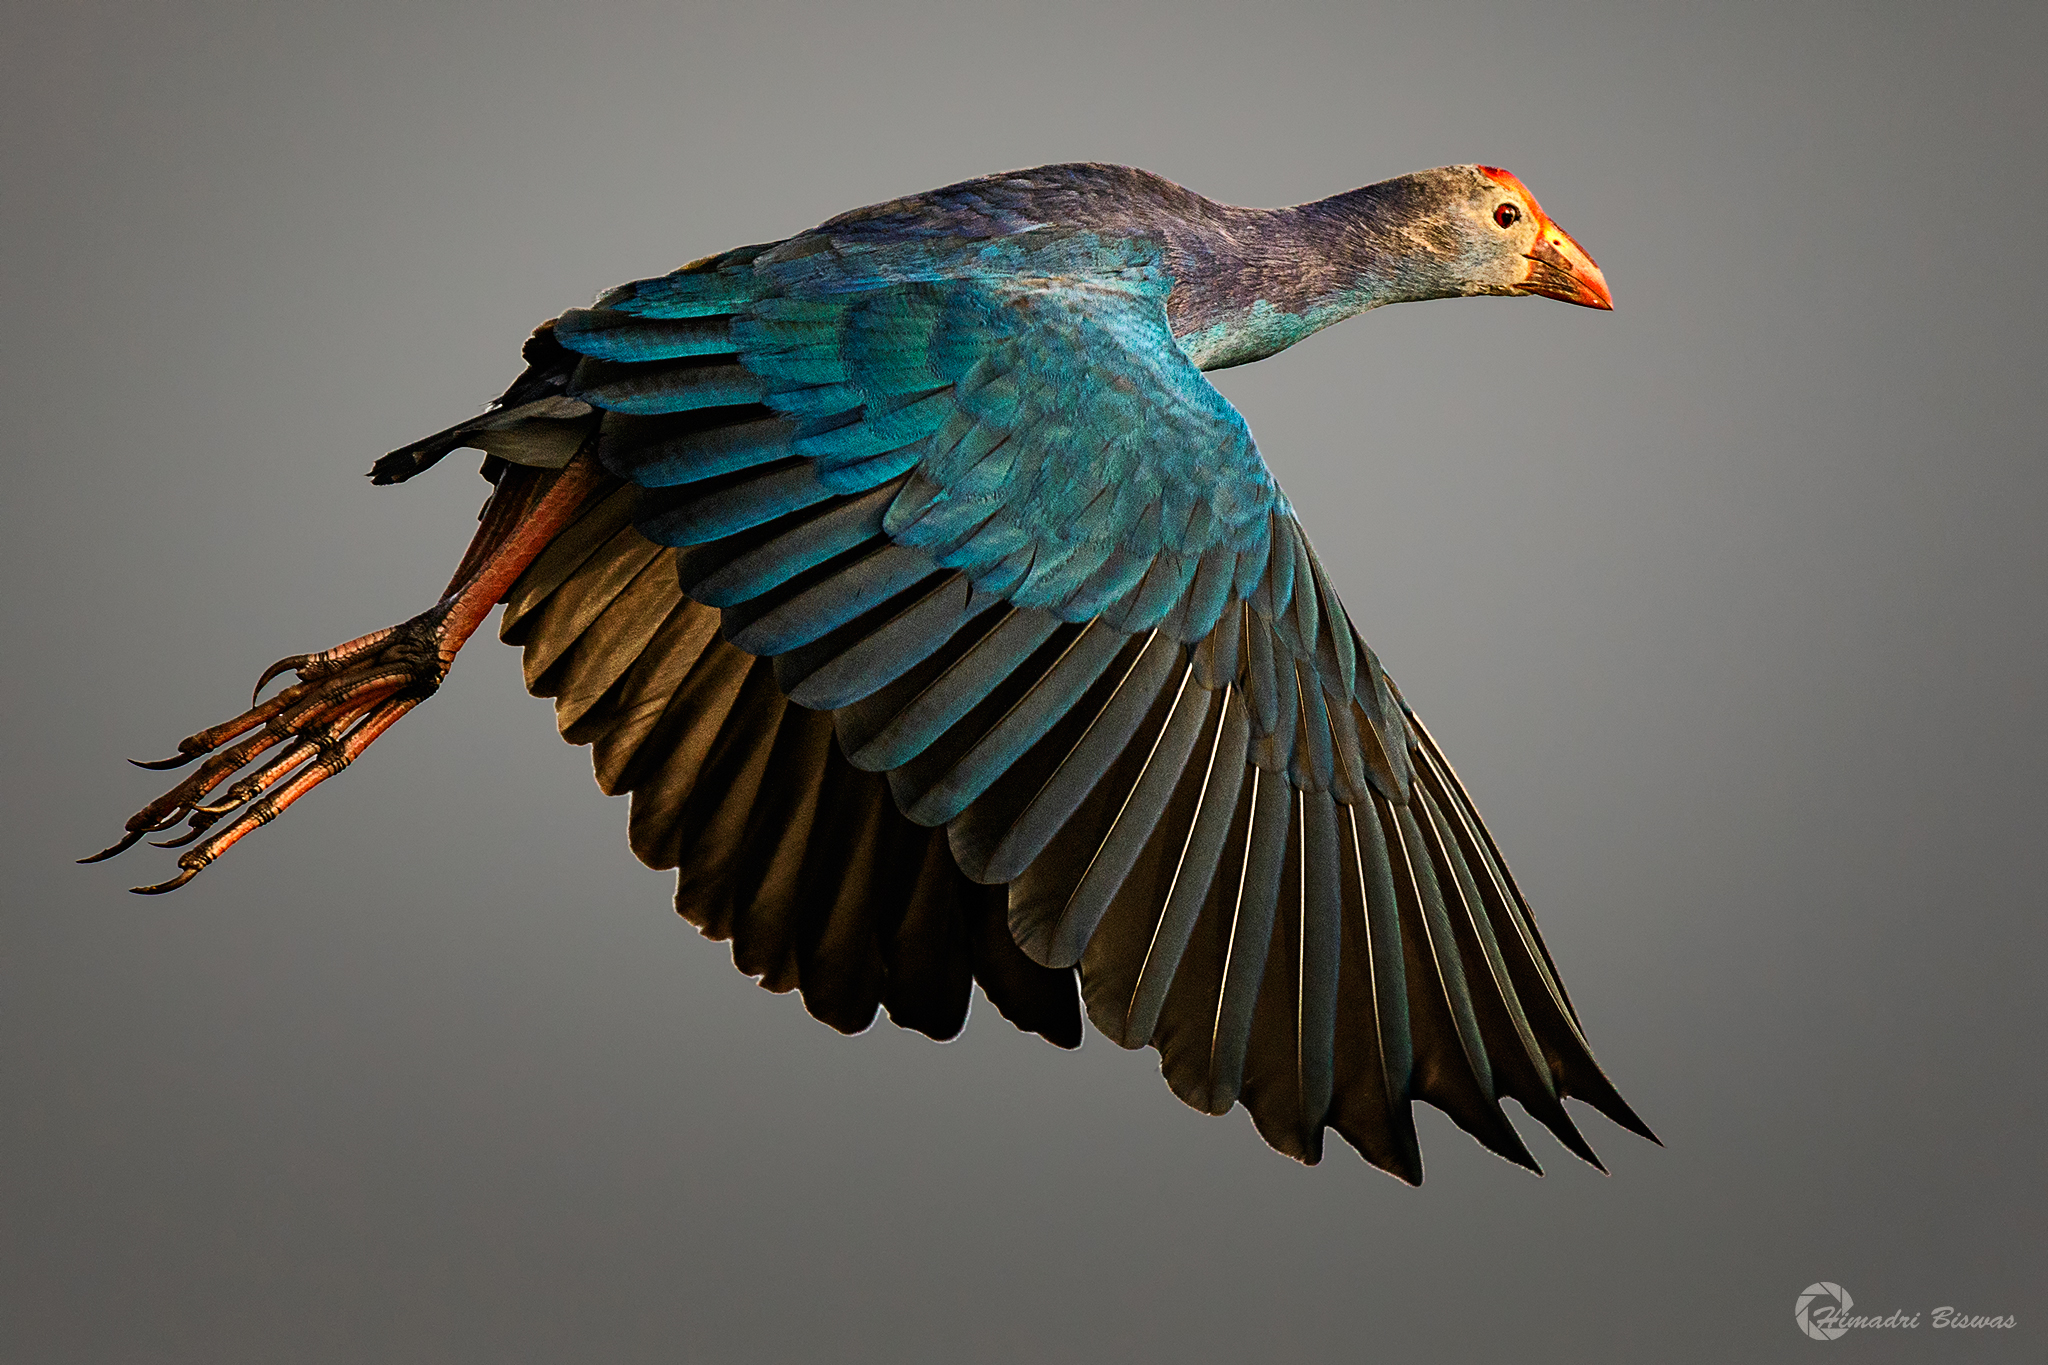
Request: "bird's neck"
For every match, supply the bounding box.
[1166,180,1462,371]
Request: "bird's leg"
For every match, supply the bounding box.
[87,449,609,892]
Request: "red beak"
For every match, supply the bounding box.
[1522,215,1613,310]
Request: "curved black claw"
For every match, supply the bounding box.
[78,828,149,864]
[81,806,192,862]
[131,747,205,772]
[253,654,311,702]
[131,865,200,895]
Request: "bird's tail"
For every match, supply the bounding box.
[369,322,596,486]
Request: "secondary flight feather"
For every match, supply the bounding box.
[91,161,1654,1180]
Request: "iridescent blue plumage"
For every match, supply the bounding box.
[108,161,1646,1181]
[568,170,1412,800]
[462,162,1652,1174]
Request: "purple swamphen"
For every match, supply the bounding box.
[93,162,1654,1179]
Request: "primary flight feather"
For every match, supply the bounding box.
[93,161,1653,1180]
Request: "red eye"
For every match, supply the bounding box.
[1493,203,1522,229]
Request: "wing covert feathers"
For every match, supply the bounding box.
[472,242,1649,1177]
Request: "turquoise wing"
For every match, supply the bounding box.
[526,243,1650,1176]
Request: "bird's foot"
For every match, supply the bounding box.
[86,450,609,893]
[83,608,460,892]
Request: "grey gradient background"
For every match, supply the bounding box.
[6,1,2044,1360]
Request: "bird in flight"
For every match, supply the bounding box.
[91,161,1655,1180]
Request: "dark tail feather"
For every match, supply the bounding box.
[370,320,588,485]
[369,426,478,485]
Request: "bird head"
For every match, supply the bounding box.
[1438,165,1613,310]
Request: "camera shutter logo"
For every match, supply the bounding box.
[1797,1283,1854,1341]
